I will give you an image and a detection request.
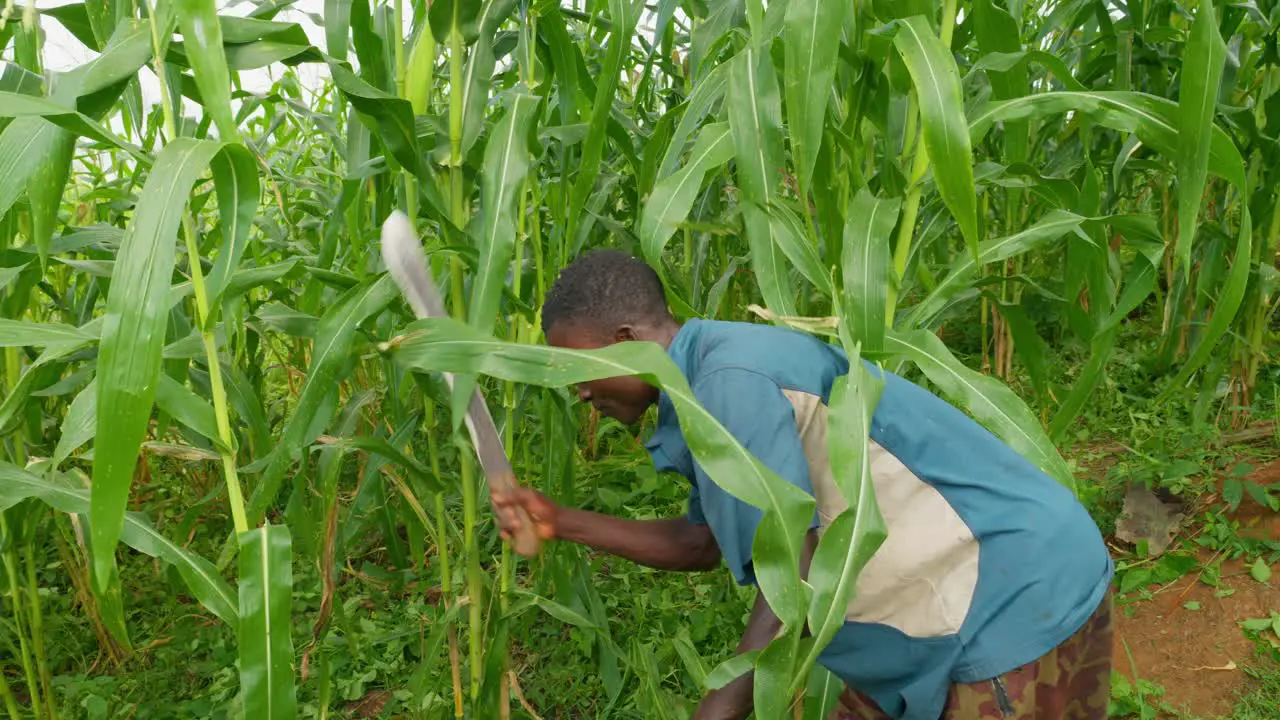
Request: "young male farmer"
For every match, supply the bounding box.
[493,250,1114,720]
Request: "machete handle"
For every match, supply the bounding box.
[489,472,543,558]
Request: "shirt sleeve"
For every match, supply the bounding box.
[688,368,816,585]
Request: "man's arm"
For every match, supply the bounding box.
[691,529,819,720]
[493,488,722,571]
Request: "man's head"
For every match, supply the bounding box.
[542,250,679,425]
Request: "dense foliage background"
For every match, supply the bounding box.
[0,0,1277,718]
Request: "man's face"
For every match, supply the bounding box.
[546,321,659,425]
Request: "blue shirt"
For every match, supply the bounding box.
[644,319,1113,720]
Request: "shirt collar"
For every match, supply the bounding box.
[642,320,701,466]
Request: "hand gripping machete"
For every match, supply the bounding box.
[380,211,542,558]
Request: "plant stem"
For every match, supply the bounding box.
[25,538,56,720]
[425,404,464,719]
[0,666,20,720]
[0,516,40,720]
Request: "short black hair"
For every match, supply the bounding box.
[542,250,671,335]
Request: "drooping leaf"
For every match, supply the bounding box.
[155,375,221,446]
[53,379,97,468]
[0,319,97,347]
[894,16,980,258]
[969,91,1247,191]
[741,203,798,316]
[26,126,76,265]
[90,139,229,595]
[641,123,734,266]
[658,61,729,181]
[204,144,261,308]
[908,210,1088,327]
[768,203,832,297]
[1160,211,1253,396]
[886,328,1073,488]
[0,462,238,630]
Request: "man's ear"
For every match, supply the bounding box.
[614,325,638,343]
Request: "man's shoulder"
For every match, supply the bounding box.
[684,319,847,387]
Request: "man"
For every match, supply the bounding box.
[493,250,1114,720]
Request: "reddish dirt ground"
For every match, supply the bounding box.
[1112,458,1280,718]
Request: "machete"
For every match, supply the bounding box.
[380,210,542,558]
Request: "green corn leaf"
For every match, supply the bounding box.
[238,524,297,720]
[512,590,599,629]
[0,462,238,630]
[328,62,420,176]
[567,0,637,236]
[0,264,25,294]
[969,91,1246,190]
[894,16,980,258]
[55,18,155,101]
[155,375,221,447]
[0,339,94,435]
[990,300,1050,402]
[705,651,761,691]
[203,144,261,308]
[886,329,1073,488]
[727,45,784,204]
[964,50,1085,93]
[797,355,885,686]
[468,89,539,332]
[1048,330,1117,442]
[175,0,238,140]
[658,61,729,181]
[741,203,798,316]
[0,320,97,347]
[0,118,64,220]
[802,667,844,720]
[222,259,300,300]
[325,0,353,59]
[769,203,832,297]
[53,379,97,468]
[1160,210,1253,397]
[907,210,1088,327]
[386,317,814,627]
[841,190,901,354]
[458,0,520,158]
[25,126,75,264]
[248,274,400,523]
[1175,0,1227,277]
[753,628,802,718]
[90,138,229,595]
[640,122,734,265]
[783,0,849,193]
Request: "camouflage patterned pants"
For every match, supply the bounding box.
[829,591,1114,720]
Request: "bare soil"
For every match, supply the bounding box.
[1112,458,1280,718]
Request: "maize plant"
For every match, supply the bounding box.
[0,0,1275,718]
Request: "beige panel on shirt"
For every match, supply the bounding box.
[783,389,980,638]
